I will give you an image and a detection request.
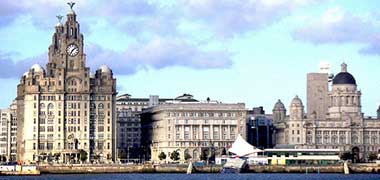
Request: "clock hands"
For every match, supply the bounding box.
[70,48,77,55]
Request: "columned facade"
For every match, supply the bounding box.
[141,102,246,162]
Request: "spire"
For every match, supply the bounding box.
[341,62,347,72]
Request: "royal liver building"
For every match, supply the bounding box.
[273,63,380,162]
[16,3,117,164]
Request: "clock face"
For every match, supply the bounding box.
[66,43,79,57]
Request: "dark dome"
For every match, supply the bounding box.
[333,72,356,85]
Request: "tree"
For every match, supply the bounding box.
[118,151,127,159]
[221,148,227,155]
[170,150,180,161]
[200,149,209,161]
[48,153,53,163]
[340,152,352,161]
[368,153,378,162]
[184,152,192,161]
[54,153,61,163]
[80,149,88,162]
[158,152,167,161]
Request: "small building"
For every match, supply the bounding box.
[246,107,274,149]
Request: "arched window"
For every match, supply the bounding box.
[47,103,54,116]
[339,136,346,144]
[98,103,104,109]
[323,135,330,144]
[331,136,338,144]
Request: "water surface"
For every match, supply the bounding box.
[1,173,379,180]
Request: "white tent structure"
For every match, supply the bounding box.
[228,134,263,157]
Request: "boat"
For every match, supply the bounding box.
[220,158,247,173]
[0,165,40,176]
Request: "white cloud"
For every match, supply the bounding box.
[292,8,380,55]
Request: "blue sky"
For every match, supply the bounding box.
[0,0,379,116]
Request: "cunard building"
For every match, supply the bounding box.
[16,3,117,164]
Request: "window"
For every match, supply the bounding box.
[352,136,358,144]
[306,136,312,144]
[203,126,209,140]
[316,136,322,144]
[372,137,377,144]
[323,136,329,144]
[339,136,346,144]
[213,127,219,140]
[98,126,104,132]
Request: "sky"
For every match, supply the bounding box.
[0,0,379,116]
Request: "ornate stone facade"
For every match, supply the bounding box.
[141,101,247,162]
[273,63,380,162]
[16,4,117,164]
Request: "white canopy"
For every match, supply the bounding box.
[228,134,263,157]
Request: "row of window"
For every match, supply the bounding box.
[167,112,240,118]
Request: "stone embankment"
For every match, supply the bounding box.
[38,164,222,174]
[38,163,380,174]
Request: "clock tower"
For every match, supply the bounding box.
[16,2,117,164]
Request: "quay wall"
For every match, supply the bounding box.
[38,164,380,174]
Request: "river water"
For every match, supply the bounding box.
[1,174,380,180]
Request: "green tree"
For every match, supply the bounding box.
[118,151,127,159]
[158,152,167,161]
[200,149,209,161]
[184,152,192,161]
[368,153,378,162]
[170,150,180,161]
[48,153,53,163]
[54,153,61,162]
[340,152,352,160]
[221,148,227,155]
[80,149,88,162]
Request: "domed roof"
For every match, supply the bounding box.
[99,65,111,73]
[290,95,303,107]
[273,99,285,110]
[333,72,356,85]
[55,22,63,27]
[30,64,44,73]
[332,62,356,85]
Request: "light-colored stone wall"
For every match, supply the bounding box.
[307,73,328,120]
[16,5,117,164]
[275,63,380,162]
[143,102,247,162]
